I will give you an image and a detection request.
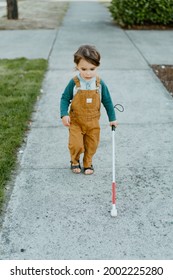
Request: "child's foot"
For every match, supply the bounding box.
[71,162,81,174]
[84,165,94,175]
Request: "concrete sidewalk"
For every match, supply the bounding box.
[0,1,173,260]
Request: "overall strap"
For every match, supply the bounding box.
[74,75,100,88]
[96,76,100,88]
[96,76,101,99]
[73,76,81,88]
[73,75,101,98]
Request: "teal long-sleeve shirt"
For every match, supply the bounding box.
[60,78,116,122]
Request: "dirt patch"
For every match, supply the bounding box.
[0,0,69,30]
[152,65,173,98]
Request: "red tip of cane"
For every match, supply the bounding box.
[112,182,116,204]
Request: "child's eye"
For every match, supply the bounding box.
[91,68,95,71]
[81,68,86,71]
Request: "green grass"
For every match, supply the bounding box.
[0,58,48,209]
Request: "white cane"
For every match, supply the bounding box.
[111,125,117,217]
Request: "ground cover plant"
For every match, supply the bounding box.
[109,0,173,28]
[0,58,48,209]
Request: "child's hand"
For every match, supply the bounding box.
[110,120,118,127]
[62,116,70,127]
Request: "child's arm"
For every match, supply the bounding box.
[101,80,118,127]
[60,79,75,126]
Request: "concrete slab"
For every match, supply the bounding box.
[126,30,173,65]
[16,123,173,172]
[0,30,57,59]
[49,2,148,70]
[99,69,173,124]
[0,164,172,259]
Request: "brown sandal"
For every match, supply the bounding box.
[84,165,94,175]
[71,161,81,174]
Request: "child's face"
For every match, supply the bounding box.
[76,58,98,81]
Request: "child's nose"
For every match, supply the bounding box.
[86,70,91,76]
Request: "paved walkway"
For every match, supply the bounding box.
[0,1,173,260]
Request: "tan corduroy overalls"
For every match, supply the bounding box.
[69,76,101,168]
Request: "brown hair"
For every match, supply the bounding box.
[74,45,101,66]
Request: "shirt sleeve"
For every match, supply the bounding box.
[60,79,75,118]
[101,80,116,122]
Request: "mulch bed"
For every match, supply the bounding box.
[151,65,173,97]
[123,24,173,30]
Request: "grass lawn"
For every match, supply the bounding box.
[0,58,48,210]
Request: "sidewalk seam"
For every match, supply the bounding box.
[124,30,150,66]
[47,29,59,60]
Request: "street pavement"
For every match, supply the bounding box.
[0,1,173,259]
